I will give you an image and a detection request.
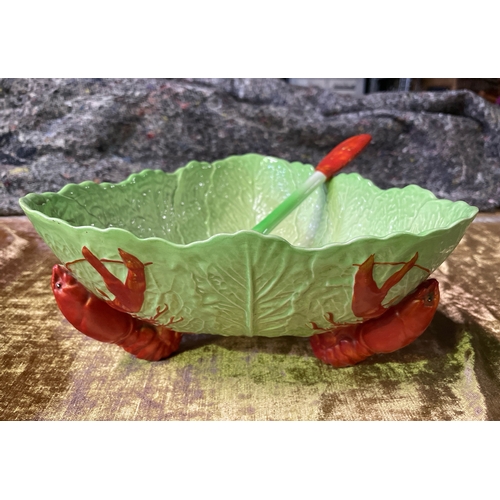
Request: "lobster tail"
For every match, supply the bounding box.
[310,325,373,367]
[118,321,183,361]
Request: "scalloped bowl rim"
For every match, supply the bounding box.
[18,159,479,251]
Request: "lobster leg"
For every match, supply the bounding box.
[310,279,440,367]
[52,264,182,361]
[80,246,146,313]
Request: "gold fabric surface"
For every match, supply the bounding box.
[1,215,499,420]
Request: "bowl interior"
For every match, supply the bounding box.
[20,154,477,248]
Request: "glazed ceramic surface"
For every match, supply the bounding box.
[19,154,478,337]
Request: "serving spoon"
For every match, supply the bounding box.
[252,133,372,235]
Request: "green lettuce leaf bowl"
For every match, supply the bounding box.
[19,154,478,338]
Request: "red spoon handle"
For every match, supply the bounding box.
[316,134,372,177]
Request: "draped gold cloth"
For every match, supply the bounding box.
[1,215,499,420]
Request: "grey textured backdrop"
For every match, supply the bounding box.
[1,78,499,214]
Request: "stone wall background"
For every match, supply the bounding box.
[1,78,499,215]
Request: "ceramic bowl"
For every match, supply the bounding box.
[19,154,478,337]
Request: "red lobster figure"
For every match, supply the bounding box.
[310,253,440,367]
[52,247,183,361]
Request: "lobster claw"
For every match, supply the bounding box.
[52,263,183,361]
[81,246,146,313]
